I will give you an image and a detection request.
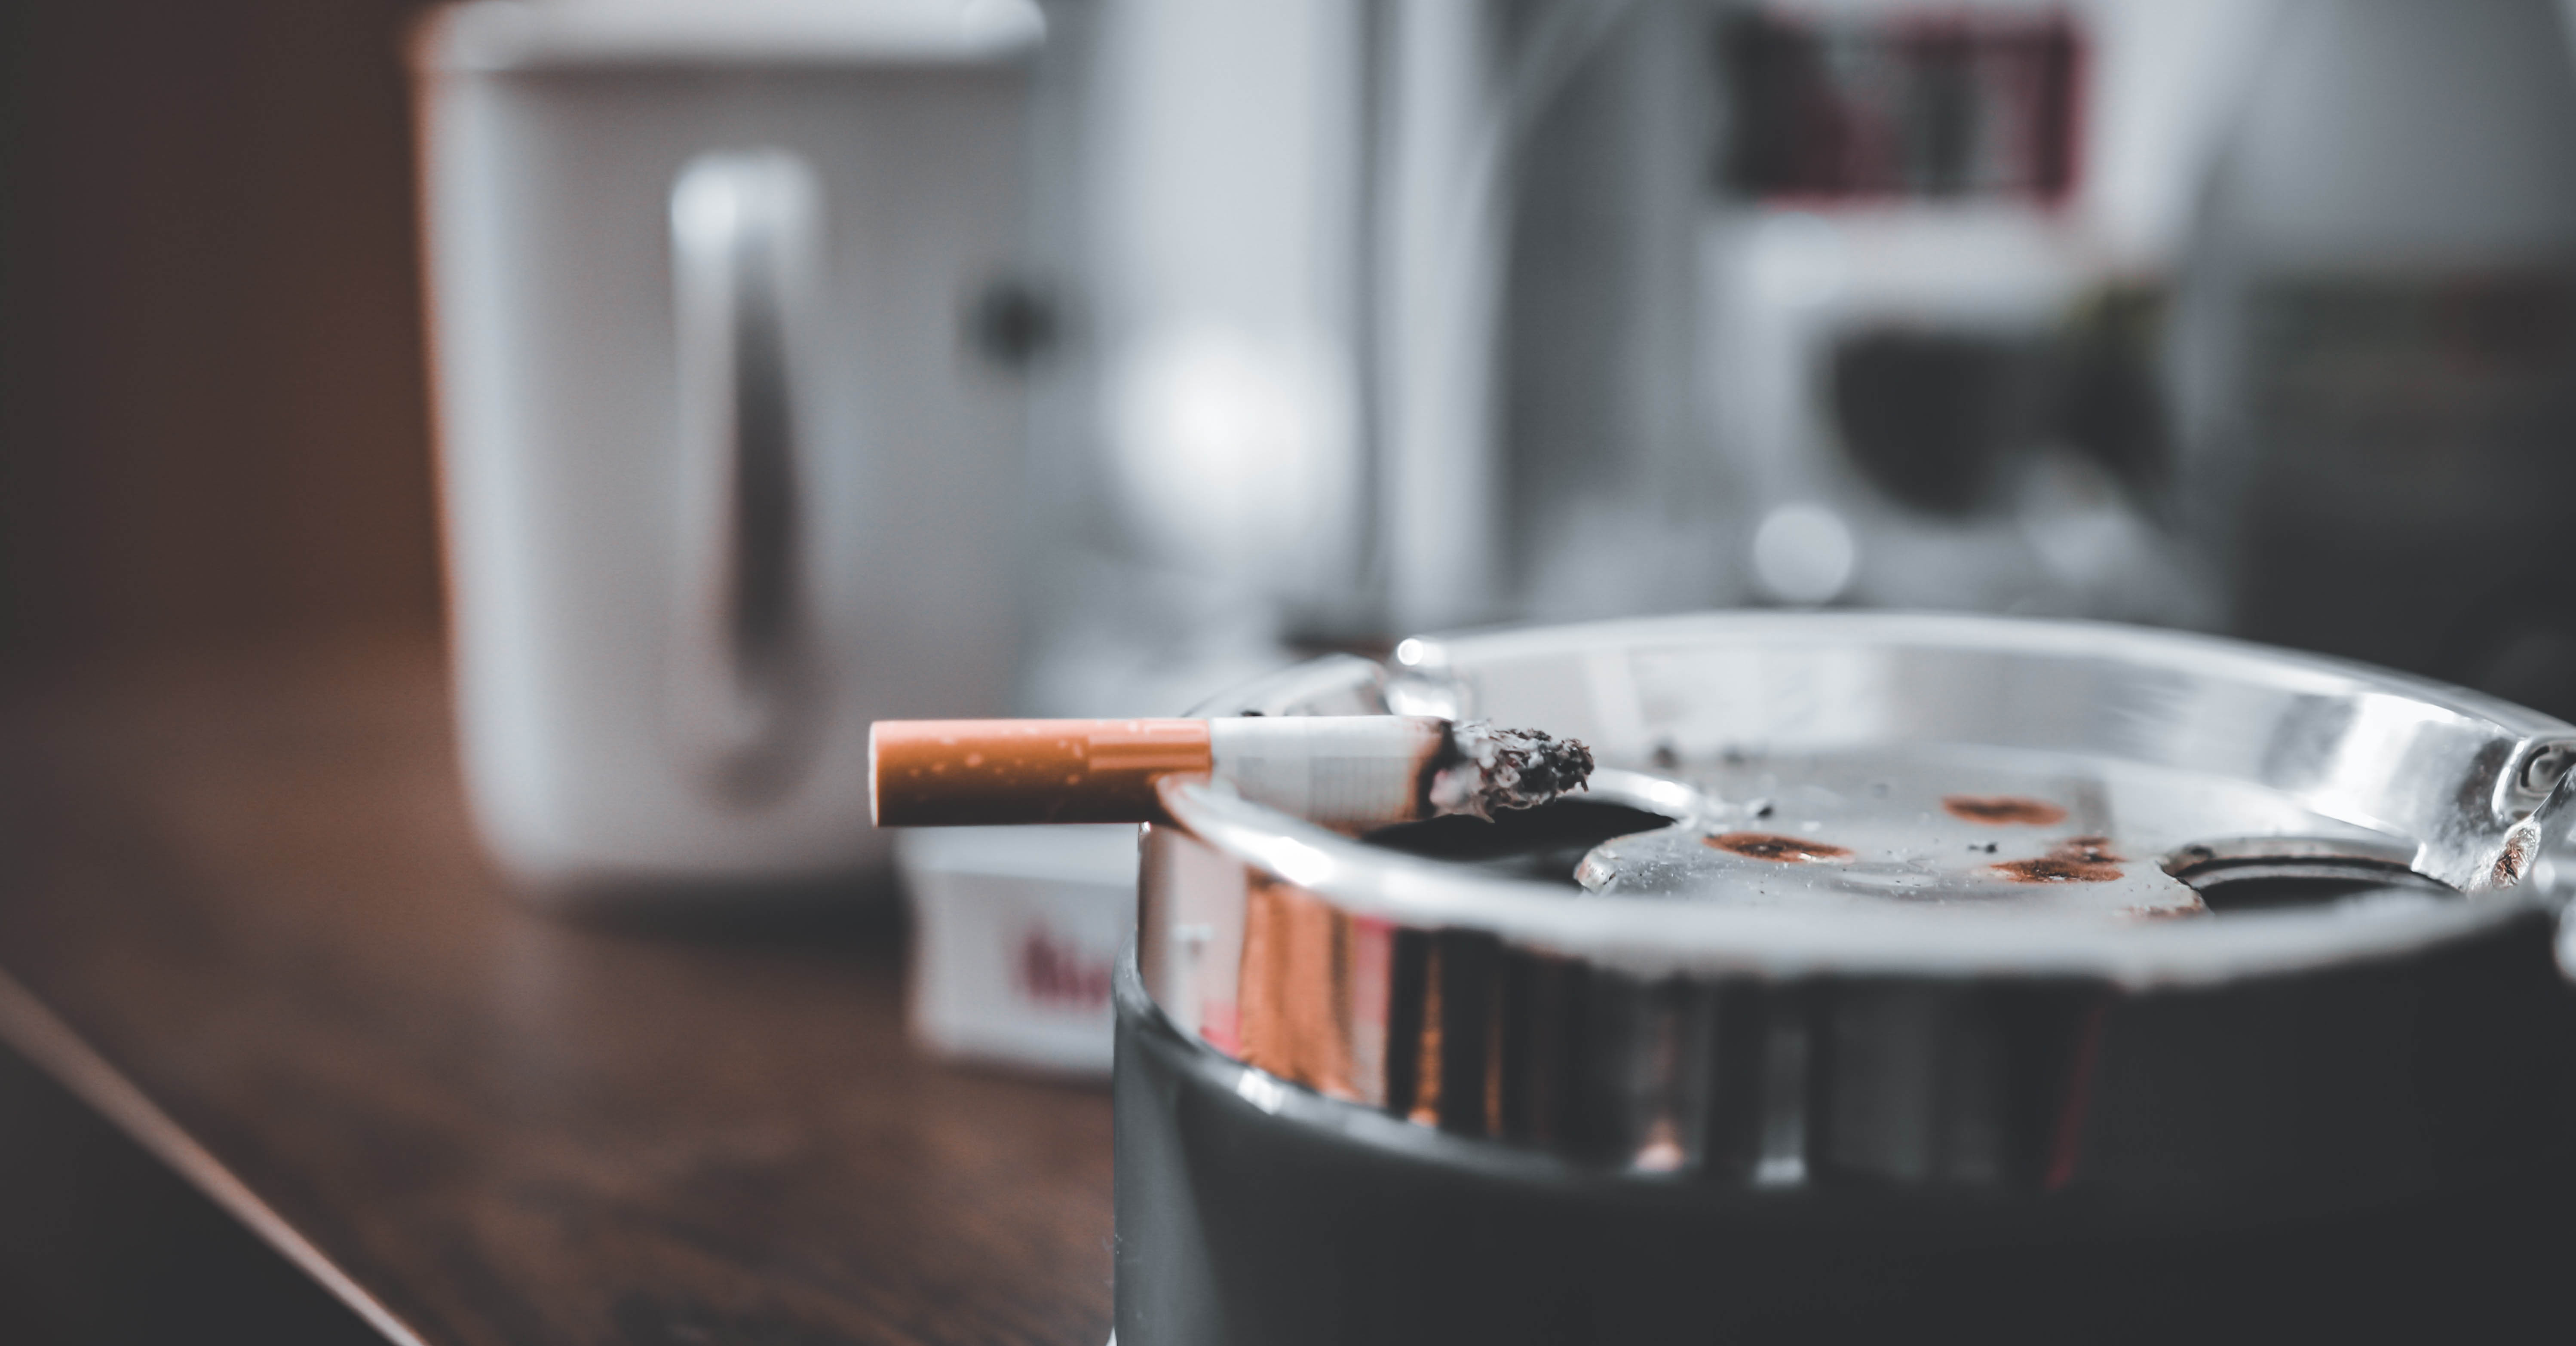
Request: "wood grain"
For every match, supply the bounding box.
[0,636,1114,1346]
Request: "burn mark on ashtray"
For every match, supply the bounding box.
[1944,795,2069,826]
[2491,828,2537,889]
[1993,836,2126,883]
[1706,832,1852,862]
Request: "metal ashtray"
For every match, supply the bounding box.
[1113,613,2576,1345]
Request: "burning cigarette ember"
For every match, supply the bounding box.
[870,716,1593,830]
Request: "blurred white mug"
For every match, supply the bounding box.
[411,0,1041,895]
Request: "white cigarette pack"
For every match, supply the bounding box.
[897,825,1138,1076]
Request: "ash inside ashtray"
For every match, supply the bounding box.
[1371,742,2464,919]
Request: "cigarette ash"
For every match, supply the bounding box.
[1374,740,2459,919]
[1427,721,1595,821]
[1567,745,2424,918]
[1573,754,2204,916]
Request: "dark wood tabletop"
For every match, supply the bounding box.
[0,635,1114,1346]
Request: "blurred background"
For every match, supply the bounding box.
[4,0,2573,699]
[0,0,444,661]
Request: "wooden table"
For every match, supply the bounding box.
[0,636,1113,1345]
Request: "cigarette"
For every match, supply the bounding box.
[869,717,1594,830]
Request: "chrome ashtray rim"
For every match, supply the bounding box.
[1158,610,2574,988]
[1158,779,2546,987]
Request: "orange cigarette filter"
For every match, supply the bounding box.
[871,719,1214,826]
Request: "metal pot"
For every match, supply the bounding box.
[1113,612,2576,1344]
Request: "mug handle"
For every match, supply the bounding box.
[667,149,826,805]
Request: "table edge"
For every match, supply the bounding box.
[0,966,428,1346]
